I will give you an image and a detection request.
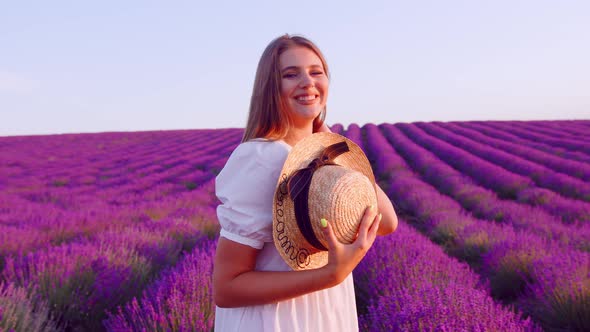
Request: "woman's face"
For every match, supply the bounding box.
[279,46,329,127]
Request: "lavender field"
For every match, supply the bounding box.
[1,120,589,332]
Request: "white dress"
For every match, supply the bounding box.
[214,138,359,332]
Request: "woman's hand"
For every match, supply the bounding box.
[214,202,388,307]
[320,205,381,285]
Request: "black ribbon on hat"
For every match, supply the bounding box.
[287,141,350,251]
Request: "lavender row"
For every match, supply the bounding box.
[397,123,590,223]
[1,130,220,177]
[0,130,230,330]
[2,131,229,327]
[439,122,590,182]
[105,219,536,331]
[485,120,590,140]
[3,133,237,212]
[1,129,240,192]
[0,179,217,274]
[379,124,590,251]
[362,124,590,330]
[1,166,219,331]
[486,121,590,156]
[94,160,216,201]
[344,123,365,152]
[43,132,237,192]
[354,221,540,331]
[513,121,590,140]
[11,161,212,206]
[538,120,590,137]
[4,159,213,210]
[510,121,590,153]
[416,122,590,202]
[1,214,218,331]
[103,238,215,331]
[329,123,345,135]
[98,219,539,330]
[2,237,152,330]
[459,122,590,164]
[0,282,58,331]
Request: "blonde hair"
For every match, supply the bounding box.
[242,34,330,142]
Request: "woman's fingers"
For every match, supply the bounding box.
[368,213,382,242]
[354,210,381,253]
[321,219,339,249]
[323,208,380,253]
[322,212,381,281]
[357,205,379,241]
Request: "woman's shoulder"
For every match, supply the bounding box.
[229,138,291,170]
[240,137,291,152]
[216,138,290,200]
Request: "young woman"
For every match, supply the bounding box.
[212,34,398,331]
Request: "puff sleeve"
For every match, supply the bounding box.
[215,141,289,249]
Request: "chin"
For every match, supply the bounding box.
[295,107,323,118]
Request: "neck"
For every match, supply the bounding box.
[283,124,313,147]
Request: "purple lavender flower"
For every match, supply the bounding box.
[355,222,541,331]
[103,239,216,331]
[0,281,58,331]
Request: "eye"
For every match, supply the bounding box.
[282,73,297,79]
[311,71,324,76]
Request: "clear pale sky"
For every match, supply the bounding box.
[1,1,589,136]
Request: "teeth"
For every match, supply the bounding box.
[297,95,316,101]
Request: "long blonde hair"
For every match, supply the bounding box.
[242,34,330,142]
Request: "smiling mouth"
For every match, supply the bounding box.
[295,95,319,103]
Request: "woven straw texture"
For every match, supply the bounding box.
[273,132,377,271]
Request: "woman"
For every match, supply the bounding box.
[213,34,397,331]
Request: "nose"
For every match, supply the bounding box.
[298,72,314,88]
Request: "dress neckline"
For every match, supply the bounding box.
[248,137,292,149]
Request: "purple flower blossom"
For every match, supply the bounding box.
[2,123,589,330]
[355,222,541,331]
[103,238,216,331]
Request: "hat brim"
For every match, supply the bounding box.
[272,132,376,271]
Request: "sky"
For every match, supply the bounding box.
[1,1,589,137]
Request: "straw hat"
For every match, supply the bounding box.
[272,132,377,271]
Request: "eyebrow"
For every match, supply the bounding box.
[280,64,324,73]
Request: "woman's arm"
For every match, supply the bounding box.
[213,238,334,308]
[375,184,398,235]
[213,205,381,308]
